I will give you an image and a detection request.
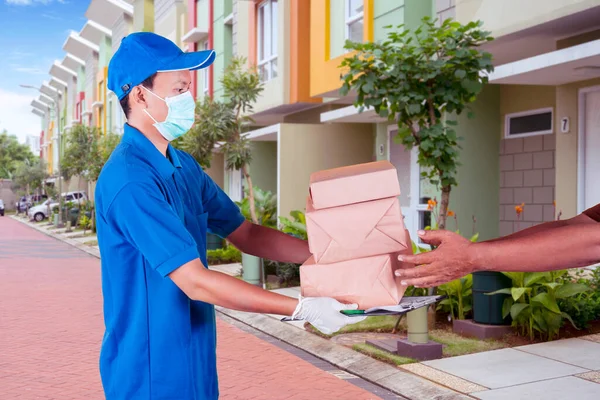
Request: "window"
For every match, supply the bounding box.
[257,0,278,82]
[505,107,553,138]
[202,40,209,94]
[345,0,364,43]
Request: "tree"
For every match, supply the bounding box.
[177,56,264,223]
[340,17,494,230]
[61,124,91,190]
[11,158,48,197]
[0,130,36,179]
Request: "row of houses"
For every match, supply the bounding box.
[30,0,600,243]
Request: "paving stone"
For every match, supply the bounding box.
[474,376,600,400]
[423,348,587,389]
[576,371,600,384]
[401,363,488,394]
[516,338,600,370]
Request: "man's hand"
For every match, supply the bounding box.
[292,297,367,335]
[395,230,479,288]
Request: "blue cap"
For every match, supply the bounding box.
[108,32,216,100]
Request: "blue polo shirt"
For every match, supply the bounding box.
[95,124,245,400]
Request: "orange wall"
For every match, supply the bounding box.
[310,0,374,97]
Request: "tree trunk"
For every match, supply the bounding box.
[241,164,259,224]
[438,185,452,230]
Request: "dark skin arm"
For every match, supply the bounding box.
[396,213,600,288]
[168,220,310,316]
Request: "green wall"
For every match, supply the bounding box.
[374,0,405,38]
[98,35,112,69]
[212,2,233,99]
[248,142,277,195]
[449,85,501,241]
[404,0,433,31]
[329,0,346,59]
[372,86,501,240]
[77,66,85,93]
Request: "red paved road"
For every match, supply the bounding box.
[0,217,380,400]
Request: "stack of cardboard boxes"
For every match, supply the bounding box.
[300,161,413,309]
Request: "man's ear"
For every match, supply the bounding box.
[131,86,147,108]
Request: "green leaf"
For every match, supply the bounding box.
[511,287,526,301]
[531,292,561,314]
[524,272,550,287]
[502,297,514,319]
[561,312,579,330]
[408,104,421,114]
[486,288,512,296]
[510,303,530,320]
[555,283,591,299]
[454,69,466,79]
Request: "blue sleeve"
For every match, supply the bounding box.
[199,169,245,238]
[106,182,200,277]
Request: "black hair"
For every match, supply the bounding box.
[119,73,157,119]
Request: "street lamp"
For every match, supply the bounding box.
[21,83,64,228]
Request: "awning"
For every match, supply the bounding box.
[31,100,48,112]
[62,54,85,71]
[80,20,112,44]
[489,39,600,85]
[32,109,45,118]
[50,61,77,82]
[62,31,99,59]
[49,77,68,91]
[320,105,388,124]
[41,82,61,98]
[182,27,209,44]
[85,0,133,29]
[39,94,55,106]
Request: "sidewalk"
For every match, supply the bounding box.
[12,215,600,399]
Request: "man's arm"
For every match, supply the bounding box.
[169,258,297,315]
[484,213,593,243]
[396,209,600,288]
[227,221,311,264]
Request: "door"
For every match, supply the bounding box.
[228,168,243,203]
[388,127,437,245]
[582,89,600,211]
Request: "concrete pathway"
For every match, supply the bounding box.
[1,216,397,399]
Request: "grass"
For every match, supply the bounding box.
[430,329,508,357]
[353,344,416,366]
[83,240,98,246]
[305,316,400,338]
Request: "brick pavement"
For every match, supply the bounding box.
[0,217,385,399]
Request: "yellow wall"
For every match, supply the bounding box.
[309,0,374,97]
[499,85,556,139]
[154,3,187,48]
[555,77,600,218]
[278,123,374,217]
[456,0,600,38]
[205,152,225,189]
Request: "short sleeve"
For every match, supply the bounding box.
[200,172,245,238]
[107,182,200,277]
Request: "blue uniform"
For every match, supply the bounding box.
[95,124,244,399]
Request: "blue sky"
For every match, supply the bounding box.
[0,0,88,144]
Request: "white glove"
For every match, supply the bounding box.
[292,296,367,335]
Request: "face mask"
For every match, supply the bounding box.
[143,87,195,141]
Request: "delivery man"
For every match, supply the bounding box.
[396,205,600,287]
[95,32,364,400]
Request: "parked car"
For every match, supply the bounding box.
[63,191,88,205]
[28,199,55,222]
[16,194,49,213]
[0,199,5,216]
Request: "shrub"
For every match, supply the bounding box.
[207,245,242,265]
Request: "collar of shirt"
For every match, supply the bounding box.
[121,123,182,179]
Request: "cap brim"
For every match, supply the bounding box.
[157,50,216,73]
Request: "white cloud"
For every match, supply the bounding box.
[5,0,55,5]
[11,66,47,75]
[0,88,43,143]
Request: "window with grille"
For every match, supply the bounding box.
[345,0,364,43]
[257,0,278,82]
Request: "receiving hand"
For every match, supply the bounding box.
[292,297,367,335]
[395,230,479,287]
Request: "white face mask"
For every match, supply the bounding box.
[143,87,196,141]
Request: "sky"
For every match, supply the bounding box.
[0,0,89,144]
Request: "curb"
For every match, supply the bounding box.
[10,215,470,400]
[215,307,471,400]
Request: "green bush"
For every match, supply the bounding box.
[437,274,473,320]
[558,269,600,329]
[488,270,591,341]
[207,245,242,265]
